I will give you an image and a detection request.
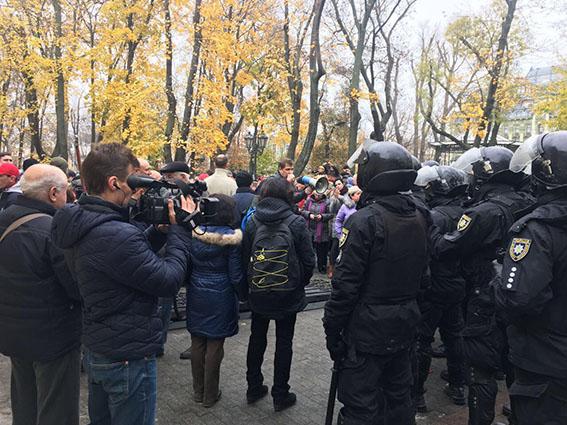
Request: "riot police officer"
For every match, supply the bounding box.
[432,146,534,425]
[323,140,430,425]
[413,165,469,411]
[495,131,567,425]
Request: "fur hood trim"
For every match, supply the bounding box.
[192,228,242,246]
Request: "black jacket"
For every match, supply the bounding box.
[432,183,535,370]
[323,194,429,355]
[233,187,255,220]
[496,196,567,378]
[241,197,315,319]
[427,196,466,304]
[0,189,19,211]
[0,196,81,361]
[51,195,191,360]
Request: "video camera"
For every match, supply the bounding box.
[126,174,218,227]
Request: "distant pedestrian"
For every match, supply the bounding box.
[205,155,237,196]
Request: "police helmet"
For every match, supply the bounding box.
[422,160,440,167]
[415,165,468,197]
[347,140,416,193]
[510,131,567,190]
[452,146,515,185]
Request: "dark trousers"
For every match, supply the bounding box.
[191,335,225,404]
[329,238,340,266]
[338,348,415,425]
[510,367,567,425]
[158,297,173,353]
[314,241,330,272]
[246,312,297,400]
[467,366,498,425]
[10,347,81,425]
[416,301,466,394]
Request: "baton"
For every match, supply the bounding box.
[325,361,339,425]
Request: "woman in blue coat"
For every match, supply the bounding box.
[186,194,242,408]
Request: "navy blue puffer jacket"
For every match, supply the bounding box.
[186,226,242,339]
[51,195,191,360]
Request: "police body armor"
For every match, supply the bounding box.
[346,202,428,355]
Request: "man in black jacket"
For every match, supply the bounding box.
[432,147,534,425]
[0,164,81,425]
[51,143,195,425]
[323,141,429,425]
[496,131,567,424]
[413,165,469,411]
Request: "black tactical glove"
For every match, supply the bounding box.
[326,333,346,362]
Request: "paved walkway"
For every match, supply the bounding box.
[0,308,507,425]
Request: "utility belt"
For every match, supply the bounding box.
[358,294,415,306]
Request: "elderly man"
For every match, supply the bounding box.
[0,164,81,425]
[205,154,237,196]
[160,161,191,183]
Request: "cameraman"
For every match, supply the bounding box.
[51,143,195,425]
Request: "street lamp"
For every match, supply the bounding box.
[245,130,269,179]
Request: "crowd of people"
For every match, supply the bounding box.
[1,131,567,425]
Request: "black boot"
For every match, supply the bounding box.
[274,392,296,412]
[415,393,428,413]
[247,385,268,404]
[179,345,192,360]
[444,384,466,406]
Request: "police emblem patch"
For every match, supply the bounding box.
[457,214,472,232]
[338,228,350,248]
[509,238,531,262]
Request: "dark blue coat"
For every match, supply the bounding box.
[51,195,191,360]
[186,226,242,339]
[0,196,81,362]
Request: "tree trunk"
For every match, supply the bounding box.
[163,0,176,162]
[51,0,68,159]
[178,0,203,161]
[474,0,517,147]
[293,0,326,175]
[22,70,44,157]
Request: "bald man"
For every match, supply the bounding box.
[204,154,237,196]
[0,164,81,425]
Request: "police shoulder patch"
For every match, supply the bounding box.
[338,228,350,248]
[457,214,472,232]
[509,238,532,262]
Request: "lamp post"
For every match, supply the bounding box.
[245,130,268,179]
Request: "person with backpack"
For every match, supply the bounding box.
[241,177,315,412]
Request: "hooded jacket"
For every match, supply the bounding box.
[0,196,81,361]
[186,226,242,339]
[242,197,316,319]
[51,195,191,360]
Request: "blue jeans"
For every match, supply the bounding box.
[87,352,157,425]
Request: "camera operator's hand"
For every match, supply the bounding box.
[167,196,196,225]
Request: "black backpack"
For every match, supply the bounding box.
[248,215,300,293]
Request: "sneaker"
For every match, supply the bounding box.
[247,385,269,404]
[273,392,297,412]
[203,390,222,408]
[179,346,192,360]
[415,394,428,413]
[444,384,466,406]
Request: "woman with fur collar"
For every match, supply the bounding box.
[186,194,243,408]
